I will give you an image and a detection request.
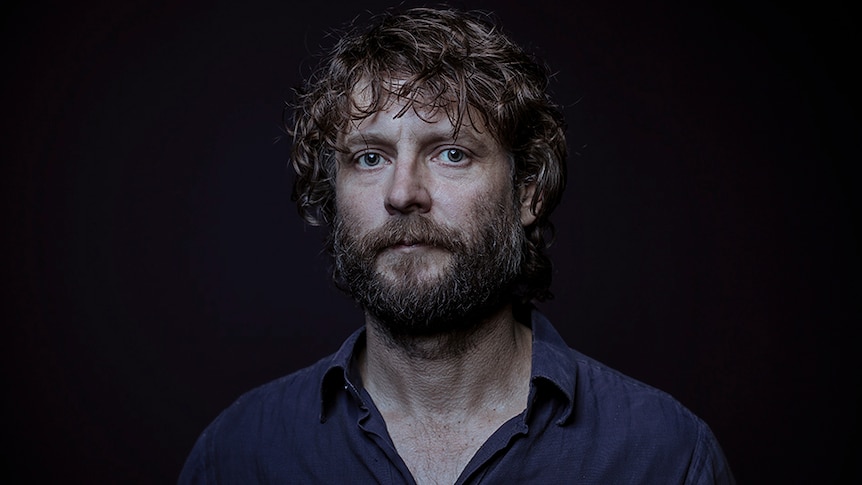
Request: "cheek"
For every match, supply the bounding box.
[335,183,379,227]
[439,181,511,227]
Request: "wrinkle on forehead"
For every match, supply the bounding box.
[344,76,489,144]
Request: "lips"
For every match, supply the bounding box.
[358,216,465,255]
[389,239,427,250]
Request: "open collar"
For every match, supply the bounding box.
[317,309,577,424]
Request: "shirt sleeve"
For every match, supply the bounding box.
[178,429,210,485]
[686,423,736,485]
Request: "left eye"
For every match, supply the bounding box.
[440,149,466,163]
[356,152,383,167]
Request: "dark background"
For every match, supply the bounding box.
[3,0,860,483]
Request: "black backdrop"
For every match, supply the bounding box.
[3,0,860,483]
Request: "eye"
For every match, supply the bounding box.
[356,152,383,168]
[440,148,467,164]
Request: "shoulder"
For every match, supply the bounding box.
[227,358,327,417]
[216,353,334,437]
[531,312,707,438]
[564,348,701,435]
[569,349,699,426]
[565,350,734,483]
[527,311,733,482]
[178,354,337,484]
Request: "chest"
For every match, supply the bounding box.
[383,414,510,485]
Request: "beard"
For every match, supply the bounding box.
[332,197,525,340]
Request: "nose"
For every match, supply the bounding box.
[384,157,431,215]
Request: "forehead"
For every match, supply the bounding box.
[340,78,493,144]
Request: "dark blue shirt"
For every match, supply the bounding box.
[179,312,734,484]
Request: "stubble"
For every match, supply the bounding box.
[332,195,525,346]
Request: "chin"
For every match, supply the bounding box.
[375,253,452,284]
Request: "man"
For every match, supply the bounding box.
[180,7,734,484]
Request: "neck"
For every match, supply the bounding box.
[359,305,532,419]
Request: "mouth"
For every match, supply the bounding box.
[390,239,427,251]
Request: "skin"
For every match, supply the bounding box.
[335,93,539,485]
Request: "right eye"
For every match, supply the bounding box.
[356,152,383,168]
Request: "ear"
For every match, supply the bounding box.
[518,182,541,226]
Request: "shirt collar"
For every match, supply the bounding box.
[318,326,366,422]
[318,309,577,423]
[528,310,577,424]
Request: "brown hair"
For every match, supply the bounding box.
[287,7,567,303]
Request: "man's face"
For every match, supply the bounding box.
[332,91,538,337]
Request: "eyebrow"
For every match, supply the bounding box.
[340,132,390,149]
[340,127,492,152]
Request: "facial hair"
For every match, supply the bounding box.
[332,196,525,341]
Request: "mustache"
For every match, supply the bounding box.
[360,216,467,254]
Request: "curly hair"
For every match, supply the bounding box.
[287,7,567,303]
